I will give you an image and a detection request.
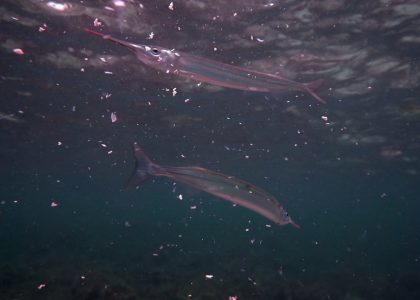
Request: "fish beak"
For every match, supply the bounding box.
[100,35,144,53]
[289,219,301,229]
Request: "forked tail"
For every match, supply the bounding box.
[303,79,326,104]
[125,143,159,190]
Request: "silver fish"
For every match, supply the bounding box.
[126,143,300,228]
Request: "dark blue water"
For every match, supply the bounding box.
[1,1,420,299]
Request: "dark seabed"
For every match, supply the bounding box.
[1,1,420,299]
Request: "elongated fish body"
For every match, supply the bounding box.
[126,143,300,228]
[84,28,325,103]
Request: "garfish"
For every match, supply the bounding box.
[84,28,325,104]
[126,143,300,228]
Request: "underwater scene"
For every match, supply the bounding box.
[1,1,419,299]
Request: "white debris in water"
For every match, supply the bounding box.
[205,274,214,279]
[113,0,126,7]
[46,2,70,11]
[147,32,154,40]
[111,112,117,123]
[13,48,24,55]
[172,88,177,96]
[93,18,102,27]
[168,2,174,10]
[177,194,183,200]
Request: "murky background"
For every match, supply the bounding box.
[1,1,419,299]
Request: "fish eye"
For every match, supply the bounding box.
[151,48,160,56]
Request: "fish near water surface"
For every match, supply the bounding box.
[126,143,300,228]
[84,28,325,104]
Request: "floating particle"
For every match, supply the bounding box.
[107,150,113,154]
[265,224,272,228]
[111,112,117,123]
[233,12,238,16]
[168,2,174,10]
[47,2,70,11]
[184,98,190,103]
[177,194,183,200]
[50,201,58,208]
[256,38,264,43]
[93,18,102,27]
[13,48,24,55]
[100,57,107,62]
[205,274,214,279]
[124,221,131,227]
[321,115,328,122]
[172,88,177,97]
[114,0,126,7]
[190,205,197,210]
[37,283,46,290]
[104,71,113,74]
[80,275,86,280]
[214,47,218,51]
[101,143,107,148]
[39,26,46,32]
[147,32,154,39]
[57,141,62,146]
[152,253,159,256]
[229,296,238,300]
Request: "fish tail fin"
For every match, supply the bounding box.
[125,143,158,190]
[303,79,326,104]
